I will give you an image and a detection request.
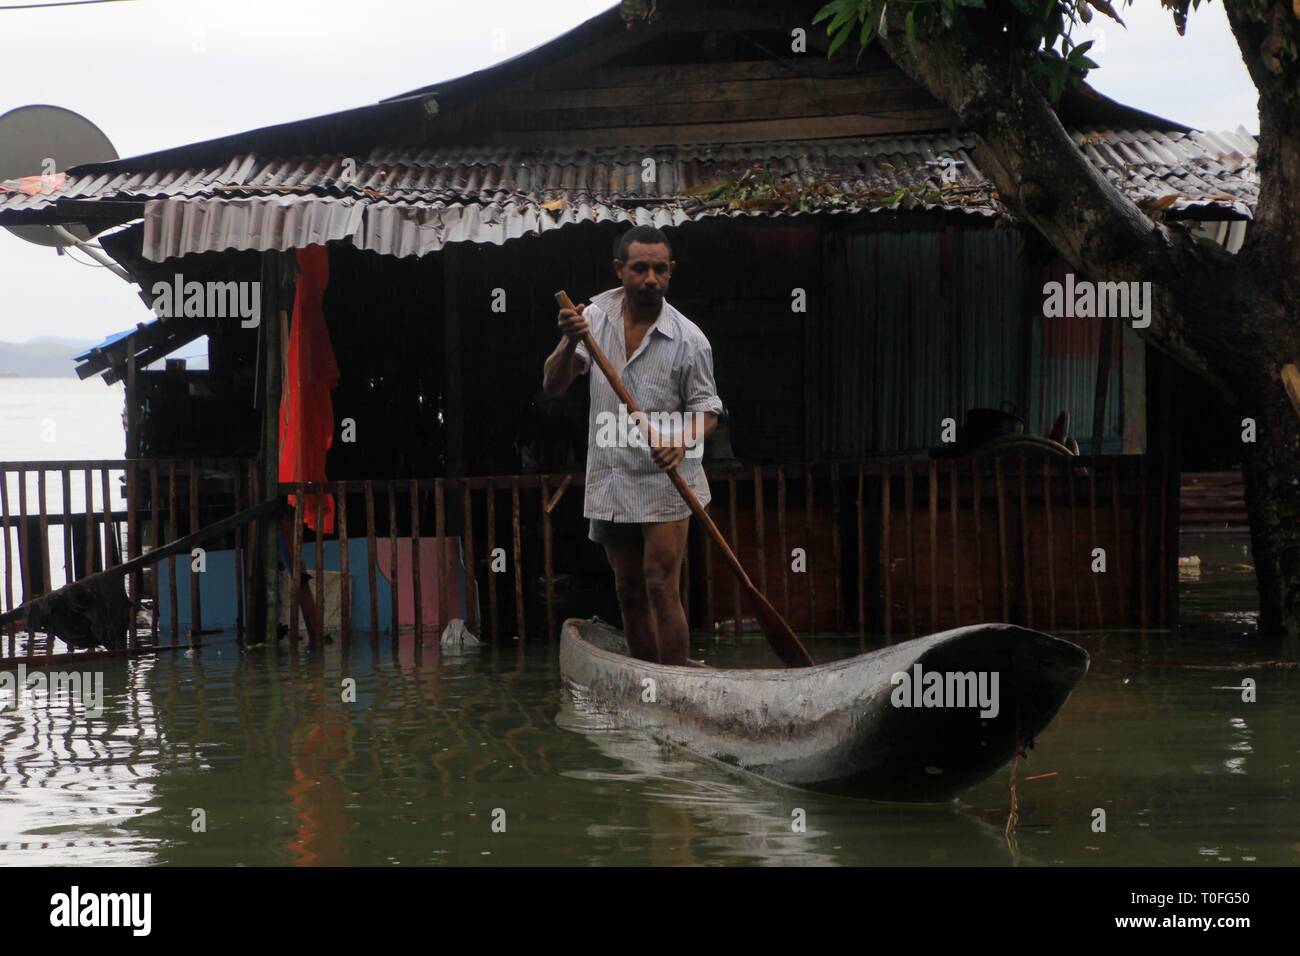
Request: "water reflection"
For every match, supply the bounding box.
[558,697,1015,866]
[0,655,160,865]
[0,548,1297,866]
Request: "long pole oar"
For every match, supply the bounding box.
[556,291,814,667]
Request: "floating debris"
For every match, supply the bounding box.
[440,618,483,647]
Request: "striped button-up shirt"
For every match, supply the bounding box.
[574,287,724,523]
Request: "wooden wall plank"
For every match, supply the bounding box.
[426,111,957,148]
[472,71,921,112]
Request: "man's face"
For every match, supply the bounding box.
[614,241,674,312]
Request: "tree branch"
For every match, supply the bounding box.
[869,5,1271,400]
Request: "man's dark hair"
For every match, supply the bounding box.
[613,224,673,261]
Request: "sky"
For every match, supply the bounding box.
[0,0,1261,349]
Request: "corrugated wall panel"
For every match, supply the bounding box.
[1031,260,1131,452]
[818,225,1026,457]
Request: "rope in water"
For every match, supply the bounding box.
[1002,700,1028,865]
[1005,743,1027,840]
[1005,703,1026,841]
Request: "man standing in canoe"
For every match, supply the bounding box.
[542,225,722,665]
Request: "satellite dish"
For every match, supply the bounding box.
[0,104,118,248]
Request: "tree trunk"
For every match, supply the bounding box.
[865,2,1300,649]
[1240,369,1300,651]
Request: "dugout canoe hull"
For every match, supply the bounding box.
[560,618,1088,802]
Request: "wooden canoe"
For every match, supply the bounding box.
[560,618,1089,802]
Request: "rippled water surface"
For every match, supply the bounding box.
[2,531,1296,866]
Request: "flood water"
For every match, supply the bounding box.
[2,530,1296,866]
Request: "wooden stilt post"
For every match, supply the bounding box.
[486,479,498,640]
[729,469,741,638]
[60,467,72,590]
[542,476,556,642]
[511,478,524,641]
[972,461,985,622]
[126,462,138,649]
[1019,457,1033,629]
[831,463,842,631]
[365,480,379,645]
[314,488,326,641]
[881,462,892,642]
[99,467,112,570]
[168,463,178,642]
[995,459,1009,623]
[462,482,478,634]
[1089,460,1104,625]
[1044,459,1057,631]
[149,461,159,642]
[856,463,865,640]
[189,461,201,640]
[1091,316,1115,457]
[255,255,286,647]
[949,460,961,628]
[233,467,246,644]
[1110,460,1127,622]
[753,465,767,596]
[904,461,915,638]
[388,481,399,651]
[338,480,351,647]
[777,465,788,619]
[927,460,938,634]
[83,467,94,583]
[410,479,423,644]
[1067,463,1082,629]
[289,493,304,649]
[1,471,14,652]
[804,464,816,634]
[38,469,51,596]
[435,478,446,633]
[1139,457,1150,628]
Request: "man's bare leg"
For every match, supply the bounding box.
[603,536,659,662]
[642,518,691,666]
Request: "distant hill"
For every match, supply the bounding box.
[0,337,95,377]
[25,335,98,347]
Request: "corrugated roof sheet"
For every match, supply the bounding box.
[0,128,1258,262]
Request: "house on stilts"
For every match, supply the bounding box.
[0,0,1260,659]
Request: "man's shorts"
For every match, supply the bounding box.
[588,519,645,546]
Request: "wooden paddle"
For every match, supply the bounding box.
[555,290,815,667]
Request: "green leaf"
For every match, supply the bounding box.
[905,9,917,56]
[1067,39,1095,62]
[1048,58,1067,101]
[811,2,840,26]
[827,5,856,35]
[860,11,877,45]
[828,23,852,57]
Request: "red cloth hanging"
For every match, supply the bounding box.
[279,244,339,533]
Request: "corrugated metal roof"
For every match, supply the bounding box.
[0,128,1258,262]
